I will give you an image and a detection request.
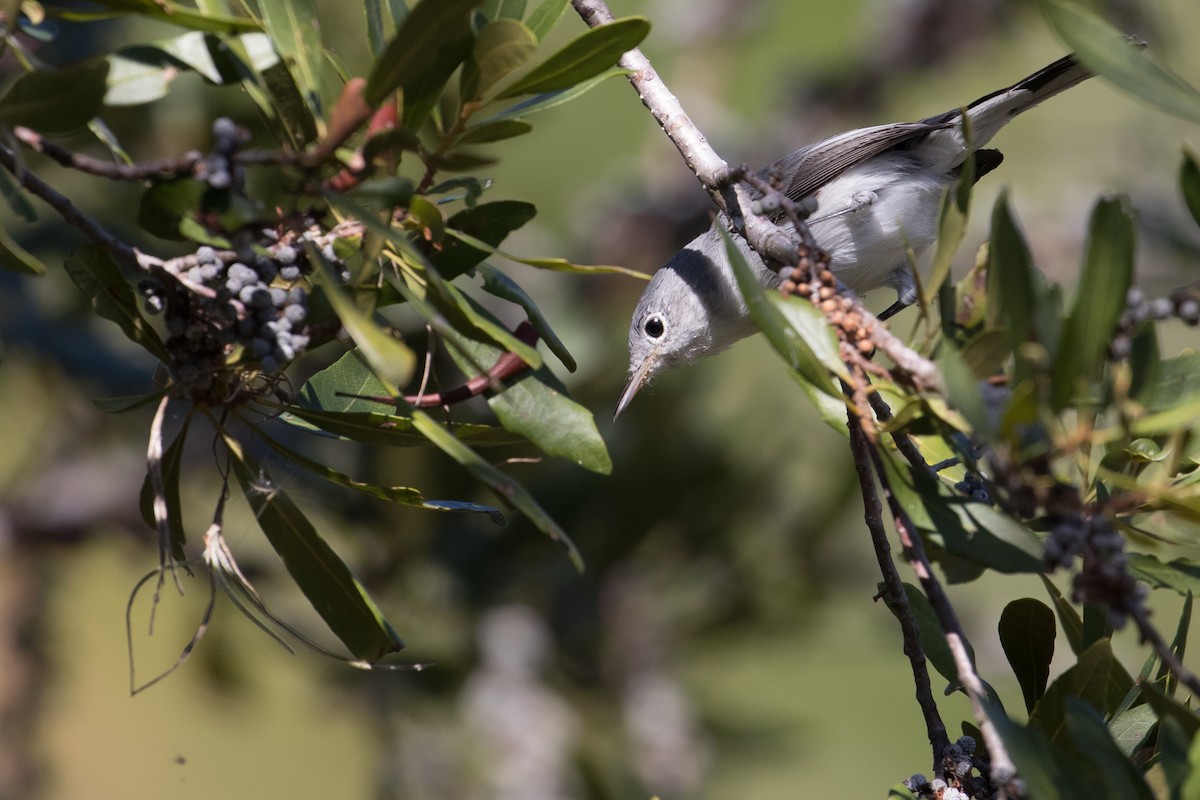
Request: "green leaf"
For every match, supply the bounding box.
[257,0,326,117]
[999,598,1057,713]
[297,349,394,413]
[1040,575,1086,656]
[364,0,483,106]
[1063,698,1155,800]
[445,333,610,474]
[768,292,851,381]
[414,269,543,368]
[260,56,319,146]
[1041,0,1200,122]
[363,0,387,55]
[434,199,536,278]
[0,60,109,132]
[986,701,1102,800]
[1052,196,1134,410]
[1140,682,1200,738]
[1127,553,1200,596]
[496,16,649,98]
[92,392,166,413]
[1159,592,1193,696]
[458,118,533,144]
[881,450,1044,577]
[1029,639,1133,745]
[253,424,504,522]
[138,417,190,563]
[525,0,567,40]
[477,262,575,371]
[987,192,1036,350]
[310,246,416,395]
[63,245,169,361]
[138,178,206,241]
[411,410,582,569]
[1108,703,1158,757]
[938,344,987,435]
[227,437,404,662]
[50,0,259,33]
[1182,718,1200,799]
[472,18,537,96]
[722,227,840,397]
[1160,716,1193,799]
[1182,150,1200,228]
[0,223,44,274]
[478,0,525,21]
[483,66,626,122]
[923,151,974,307]
[0,167,36,222]
[283,403,519,447]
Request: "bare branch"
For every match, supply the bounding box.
[847,397,950,769]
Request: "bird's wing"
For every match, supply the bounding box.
[767,121,945,202]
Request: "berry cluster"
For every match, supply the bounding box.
[1110,285,1200,360]
[903,735,985,798]
[138,238,316,399]
[779,255,875,355]
[991,458,1144,629]
[198,117,250,191]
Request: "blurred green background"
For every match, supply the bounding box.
[1,0,1198,798]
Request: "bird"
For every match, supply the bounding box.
[616,53,1094,419]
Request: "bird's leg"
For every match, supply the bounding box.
[809,190,879,224]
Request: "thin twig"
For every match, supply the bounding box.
[0,141,142,265]
[1131,605,1200,699]
[12,126,303,181]
[847,395,950,769]
[861,431,1018,794]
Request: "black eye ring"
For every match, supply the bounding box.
[643,315,665,339]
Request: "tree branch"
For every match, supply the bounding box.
[860,428,1018,794]
[847,397,950,769]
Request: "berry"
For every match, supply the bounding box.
[274,245,297,265]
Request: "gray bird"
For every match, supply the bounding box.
[617,53,1093,419]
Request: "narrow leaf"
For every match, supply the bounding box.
[1041,0,1200,122]
[472,18,537,96]
[525,0,567,40]
[722,226,840,397]
[0,223,45,274]
[227,437,404,662]
[364,0,483,106]
[987,192,1036,349]
[444,333,610,474]
[496,16,648,98]
[1063,698,1155,800]
[411,409,582,569]
[63,245,169,361]
[1182,149,1200,228]
[1040,574,1086,656]
[0,60,109,131]
[477,262,575,372]
[310,245,416,395]
[258,0,326,117]
[1052,196,1134,410]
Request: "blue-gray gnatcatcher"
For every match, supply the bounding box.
[617,54,1093,419]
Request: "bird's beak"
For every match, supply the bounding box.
[614,351,659,421]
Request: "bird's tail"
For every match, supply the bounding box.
[959,53,1095,146]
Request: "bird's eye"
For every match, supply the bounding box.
[643,315,665,339]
